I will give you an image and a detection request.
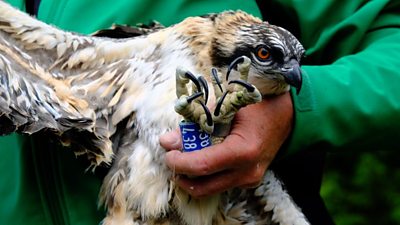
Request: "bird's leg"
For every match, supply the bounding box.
[174,57,262,146]
[211,68,224,99]
[212,56,262,142]
[174,67,213,134]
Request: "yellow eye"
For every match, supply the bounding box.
[256,46,271,61]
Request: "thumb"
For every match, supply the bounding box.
[159,129,182,150]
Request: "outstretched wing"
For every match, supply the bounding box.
[0,2,162,166]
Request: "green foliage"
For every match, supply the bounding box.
[321,151,400,225]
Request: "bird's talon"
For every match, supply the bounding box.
[226,57,244,81]
[198,76,209,104]
[175,56,260,137]
[226,56,251,81]
[214,92,228,117]
[184,71,201,92]
[228,80,255,92]
[186,92,203,103]
[212,55,260,126]
[176,67,201,94]
[211,68,223,93]
[175,67,214,133]
[199,101,213,127]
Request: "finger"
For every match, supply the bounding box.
[175,163,266,198]
[165,135,257,176]
[159,129,182,150]
[176,170,239,198]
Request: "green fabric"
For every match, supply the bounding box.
[272,0,400,154]
[1,1,260,225]
[37,0,261,33]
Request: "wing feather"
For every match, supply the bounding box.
[0,1,161,166]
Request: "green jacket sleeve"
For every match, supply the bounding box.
[279,0,400,154]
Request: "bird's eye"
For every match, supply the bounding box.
[255,46,271,61]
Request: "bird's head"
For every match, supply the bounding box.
[209,11,305,95]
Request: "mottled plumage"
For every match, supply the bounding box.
[0,2,307,225]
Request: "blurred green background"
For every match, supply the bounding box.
[321,151,400,225]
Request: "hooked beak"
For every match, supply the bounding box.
[282,59,302,94]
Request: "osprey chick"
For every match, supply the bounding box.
[0,2,307,225]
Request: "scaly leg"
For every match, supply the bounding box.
[212,56,262,141]
[174,67,213,134]
[174,56,262,141]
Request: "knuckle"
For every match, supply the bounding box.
[253,167,265,181]
[244,166,264,186]
[240,143,260,162]
[195,158,212,176]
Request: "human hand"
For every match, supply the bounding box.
[159,92,293,198]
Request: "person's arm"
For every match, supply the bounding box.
[281,0,400,154]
